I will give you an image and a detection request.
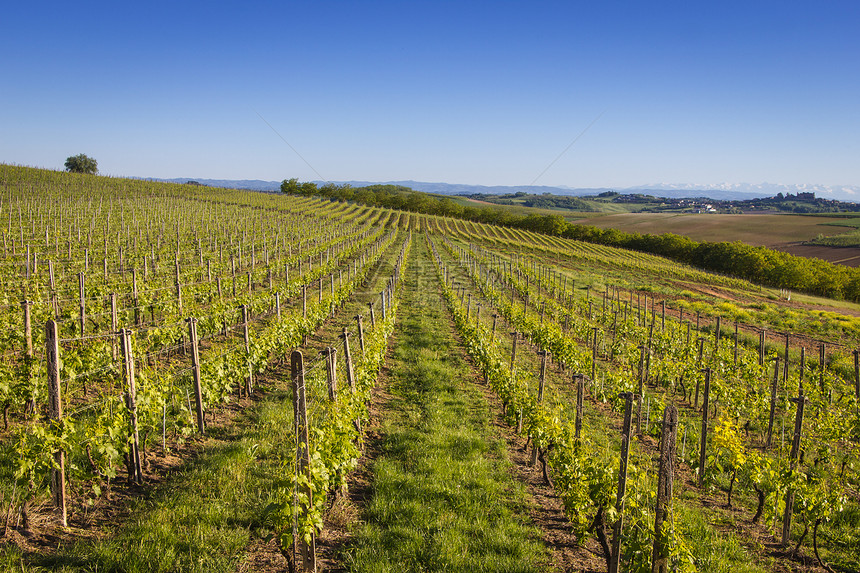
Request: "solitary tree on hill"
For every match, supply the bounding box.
[64,154,98,175]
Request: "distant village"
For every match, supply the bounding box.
[615,191,859,214]
[473,190,860,214]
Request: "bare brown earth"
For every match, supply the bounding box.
[474,374,601,572]
[774,242,860,267]
[575,213,860,267]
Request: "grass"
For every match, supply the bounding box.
[14,392,295,573]
[434,236,781,573]
[674,501,773,573]
[343,241,547,573]
[806,230,860,247]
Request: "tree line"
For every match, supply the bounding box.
[281,178,860,301]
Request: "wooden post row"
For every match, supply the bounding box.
[46,320,67,527]
[637,345,647,434]
[609,392,635,573]
[341,328,355,393]
[766,357,780,449]
[78,272,86,335]
[242,305,253,395]
[290,350,316,572]
[355,315,365,355]
[325,347,337,402]
[651,404,679,573]
[120,329,143,485]
[529,350,549,466]
[698,368,711,487]
[781,395,806,548]
[188,318,206,433]
[575,374,585,440]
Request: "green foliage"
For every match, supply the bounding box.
[64,153,98,174]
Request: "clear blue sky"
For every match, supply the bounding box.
[2,1,858,188]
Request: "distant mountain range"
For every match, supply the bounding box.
[148,177,860,202]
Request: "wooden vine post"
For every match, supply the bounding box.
[45,320,67,526]
[339,329,355,394]
[187,318,206,433]
[694,341,705,408]
[574,374,585,440]
[819,342,826,394]
[355,315,365,355]
[368,301,376,328]
[781,394,806,548]
[714,316,721,351]
[510,332,518,374]
[23,300,33,359]
[609,392,635,573]
[110,293,118,360]
[290,350,316,572]
[132,268,140,325]
[302,284,307,319]
[324,347,338,402]
[120,329,143,485]
[78,272,86,335]
[529,350,550,466]
[854,349,860,399]
[766,357,780,449]
[175,259,183,311]
[733,321,739,364]
[652,403,679,573]
[637,345,647,434]
[242,304,253,395]
[698,368,711,487]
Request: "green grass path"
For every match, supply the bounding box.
[343,240,547,573]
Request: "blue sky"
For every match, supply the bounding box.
[2,1,858,188]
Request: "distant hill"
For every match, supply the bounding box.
[143,177,860,202]
[148,178,283,192]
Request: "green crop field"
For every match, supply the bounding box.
[0,164,858,573]
[455,195,637,217]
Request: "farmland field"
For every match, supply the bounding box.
[0,165,858,572]
[570,212,860,267]
[570,213,835,245]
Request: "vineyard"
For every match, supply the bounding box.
[0,164,858,572]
